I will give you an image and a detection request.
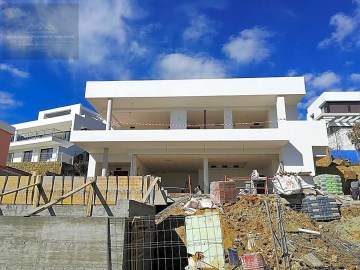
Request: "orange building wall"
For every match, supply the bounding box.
[0,129,11,167]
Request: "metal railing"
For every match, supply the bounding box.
[11,129,71,142]
[7,153,74,165]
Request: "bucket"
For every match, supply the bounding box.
[240,252,265,270]
[228,248,240,266]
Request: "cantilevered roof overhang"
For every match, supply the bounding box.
[85,77,306,118]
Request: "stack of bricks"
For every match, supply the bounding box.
[210,180,237,206]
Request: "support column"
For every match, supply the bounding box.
[224,108,233,129]
[13,130,18,142]
[101,148,109,176]
[276,96,287,121]
[203,157,209,194]
[106,98,113,130]
[87,154,97,177]
[130,155,138,176]
[170,108,187,129]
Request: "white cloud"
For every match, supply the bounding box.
[306,71,341,89]
[0,91,22,108]
[183,15,216,41]
[222,27,273,64]
[287,69,297,76]
[0,64,29,78]
[129,41,147,57]
[318,0,360,50]
[318,13,357,48]
[349,73,360,82]
[154,53,226,79]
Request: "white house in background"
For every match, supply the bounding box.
[307,91,360,163]
[70,77,328,193]
[8,104,105,165]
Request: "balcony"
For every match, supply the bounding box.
[11,129,71,142]
[7,152,74,165]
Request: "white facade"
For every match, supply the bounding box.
[307,92,360,151]
[8,104,105,164]
[70,77,328,192]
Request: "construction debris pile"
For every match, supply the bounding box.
[157,192,360,269]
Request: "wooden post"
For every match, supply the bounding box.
[86,177,96,217]
[32,176,43,208]
[188,175,192,194]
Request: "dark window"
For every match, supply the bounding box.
[322,101,360,114]
[44,110,71,119]
[349,102,360,113]
[328,102,348,113]
[114,170,128,176]
[7,153,14,162]
[40,148,53,162]
[23,151,33,162]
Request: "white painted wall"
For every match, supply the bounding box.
[280,121,328,175]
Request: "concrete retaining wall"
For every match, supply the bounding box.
[0,200,155,269]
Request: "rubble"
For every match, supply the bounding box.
[159,194,360,269]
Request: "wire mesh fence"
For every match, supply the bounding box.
[117,215,188,270]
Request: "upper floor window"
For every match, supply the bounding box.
[23,151,33,162]
[40,148,53,162]
[321,101,360,113]
[44,109,71,119]
[7,153,14,162]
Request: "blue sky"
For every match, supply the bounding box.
[0,0,360,124]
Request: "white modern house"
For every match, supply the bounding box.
[8,104,105,166]
[307,92,360,163]
[70,77,328,193]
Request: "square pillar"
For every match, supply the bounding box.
[170,108,187,129]
[87,154,97,177]
[224,108,233,129]
[130,155,138,176]
[203,157,209,194]
[101,148,109,176]
[276,96,287,121]
[106,98,113,130]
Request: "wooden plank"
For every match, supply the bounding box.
[32,176,43,208]
[2,176,20,204]
[118,176,128,200]
[141,177,161,204]
[62,176,73,205]
[15,176,32,204]
[40,176,54,205]
[95,176,107,205]
[0,176,8,204]
[129,176,143,201]
[25,179,95,217]
[0,183,38,197]
[86,178,96,217]
[107,176,117,205]
[51,176,63,205]
[13,176,21,204]
[73,176,86,205]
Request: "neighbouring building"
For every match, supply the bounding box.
[70,77,329,193]
[7,104,105,175]
[0,121,15,167]
[307,92,360,163]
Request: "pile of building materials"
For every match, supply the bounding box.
[157,194,360,269]
[210,180,237,206]
[313,174,343,195]
[302,195,341,221]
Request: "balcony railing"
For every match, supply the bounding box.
[7,153,74,165]
[11,129,71,142]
